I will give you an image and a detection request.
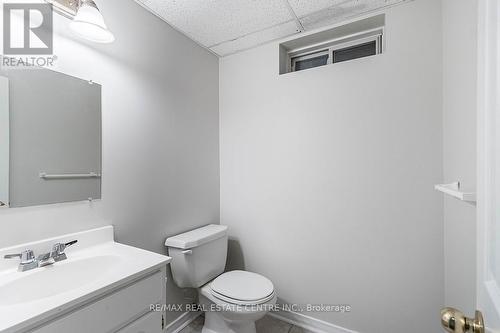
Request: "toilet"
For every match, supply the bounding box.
[165,224,277,333]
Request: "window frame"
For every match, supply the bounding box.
[288,28,384,72]
[290,50,330,72]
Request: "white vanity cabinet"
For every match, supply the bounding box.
[0,227,171,333]
[29,267,167,333]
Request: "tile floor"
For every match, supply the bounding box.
[179,314,314,333]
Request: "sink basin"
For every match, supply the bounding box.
[0,255,121,306]
[0,226,171,333]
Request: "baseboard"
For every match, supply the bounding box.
[268,310,358,333]
[164,308,355,333]
[165,311,202,333]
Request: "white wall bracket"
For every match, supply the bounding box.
[434,182,476,203]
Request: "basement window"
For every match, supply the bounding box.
[289,34,382,72]
[279,14,385,74]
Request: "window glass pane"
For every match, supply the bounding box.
[333,40,377,63]
[294,54,329,71]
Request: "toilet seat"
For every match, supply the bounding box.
[210,270,275,305]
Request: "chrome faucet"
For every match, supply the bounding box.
[4,240,78,272]
[37,252,55,267]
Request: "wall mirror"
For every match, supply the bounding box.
[0,68,102,208]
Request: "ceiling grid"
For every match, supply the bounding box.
[282,0,305,33]
[134,0,412,57]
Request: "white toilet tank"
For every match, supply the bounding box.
[165,224,228,288]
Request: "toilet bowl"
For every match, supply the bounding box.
[165,225,276,333]
[199,270,277,333]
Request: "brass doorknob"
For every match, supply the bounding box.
[441,307,484,333]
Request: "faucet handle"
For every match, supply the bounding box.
[4,250,35,264]
[50,240,77,262]
[51,243,63,256]
[5,250,38,272]
[64,240,78,248]
[52,240,77,254]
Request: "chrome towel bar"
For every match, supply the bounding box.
[39,172,101,180]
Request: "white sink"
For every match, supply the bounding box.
[0,255,121,306]
[0,226,171,333]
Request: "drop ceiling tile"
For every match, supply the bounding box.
[287,0,348,18]
[135,0,413,57]
[210,20,299,56]
[288,0,409,19]
[136,0,294,47]
[298,0,410,31]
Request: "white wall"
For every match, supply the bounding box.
[219,1,444,332]
[0,76,8,207]
[442,0,478,315]
[0,0,219,324]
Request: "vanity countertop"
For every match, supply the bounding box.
[0,226,171,333]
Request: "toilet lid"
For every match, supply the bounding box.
[210,271,274,303]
